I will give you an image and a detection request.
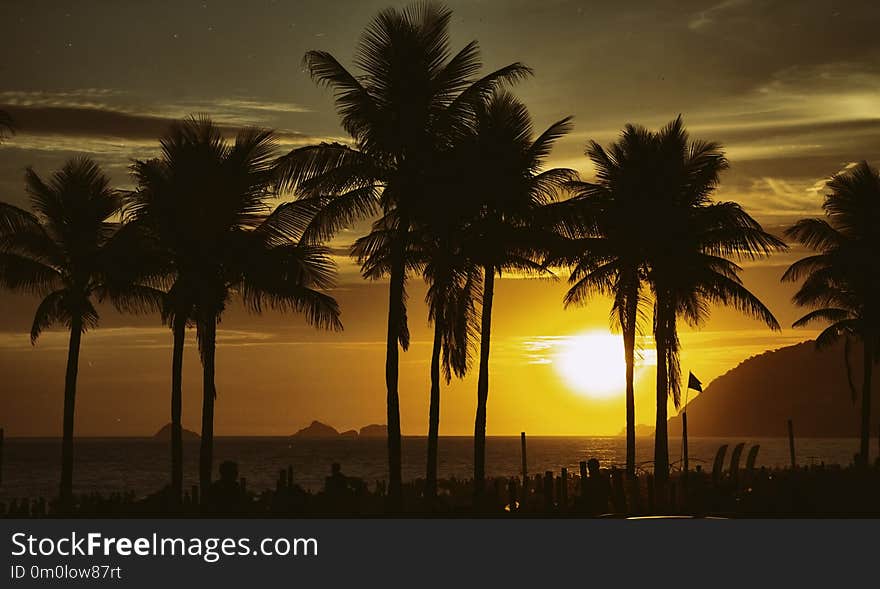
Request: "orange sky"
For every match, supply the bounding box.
[0,262,818,437]
[1,0,876,436]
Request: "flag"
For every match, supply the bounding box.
[687,371,702,392]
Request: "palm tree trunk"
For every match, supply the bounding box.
[654,339,669,486]
[653,299,670,488]
[198,317,217,501]
[59,316,83,511]
[170,316,185,505]
[622,292,638,479]
[474,265,495,499]
[426,320,443,502]
[860,338,873,467]
[385,231,407,507]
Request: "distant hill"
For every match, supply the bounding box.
[617,424,655,437]
[359,424,387,438]
[668,340,880,437]
[153,423,199,441]
[292,421,342,439]
[291,421,386,439]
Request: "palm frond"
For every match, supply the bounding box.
[299,186,382,244]
[0,110,14,138]
[0,202,40,235]
[815,319,860,349]
[275,143,381,195]
[30,289,69,344]
[303,51,376,142]
[701,270,781,330]
[96,283,165,315]
[527,117,575,167]
[781,254,831,282]
[791,307,852,328]
[785,218,843,251]
[0,252,61,295]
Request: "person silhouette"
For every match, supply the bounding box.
[206,460,245,513]
[584,458,611,515]
[325,463,349,497]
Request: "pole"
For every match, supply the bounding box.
[520,432,528,485]
[680,384,691,469]
[787,418,796,469]
[682,412,689,475]
[680,385,690,483]
[680,379,693,507]
[560,467,568,511]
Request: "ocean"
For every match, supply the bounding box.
[0,436,865,500]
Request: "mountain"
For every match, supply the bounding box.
[153,423,199,441]
[290,421,388,439]
[359,424,387,438]
[292,421,341,439]
[667,340,880,437]
[617,424,655,437]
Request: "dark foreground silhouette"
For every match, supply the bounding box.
[3,457,879,518]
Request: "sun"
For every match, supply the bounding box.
[555,332,627,399]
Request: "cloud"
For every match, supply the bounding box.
[2,104,183,142]
[546,56,880,230]
[1,103,326,144]
[0,88,127,109]
[0,325,386,353]
[0,88,333,156]
[519,329,816,389]
[688,0,751,31]
[0,88,312,121]
[210,98,312,115]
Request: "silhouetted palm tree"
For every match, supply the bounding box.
[276,2,529,504]
[354,206,481,502]
[549,125,658,479]
[423,261,480,500]
[642,117,785,485]
[0,158,161,509]
[129,117,342,496]
[456,92,574,497]
[783,161,880,466]
[127,157,200,506]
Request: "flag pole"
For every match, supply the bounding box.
[681,372,702,512]
[682,384,690,479]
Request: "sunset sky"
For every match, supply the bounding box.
[1,0,878,436]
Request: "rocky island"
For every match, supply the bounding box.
[153,423,200,441]
[291,421,387,440]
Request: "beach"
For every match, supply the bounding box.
[0,435,865,501]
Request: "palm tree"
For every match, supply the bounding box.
[354,207,481,502]
[423,260,480,501]
[641,117,786,485]
[413,158,483,503]
[455,92,574,497]
[129,116,342,497]
[127,159,199,506]
[549,125,658,478]
[783,161,880,466]
[275,1,530,504]
[0,158,160,509]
